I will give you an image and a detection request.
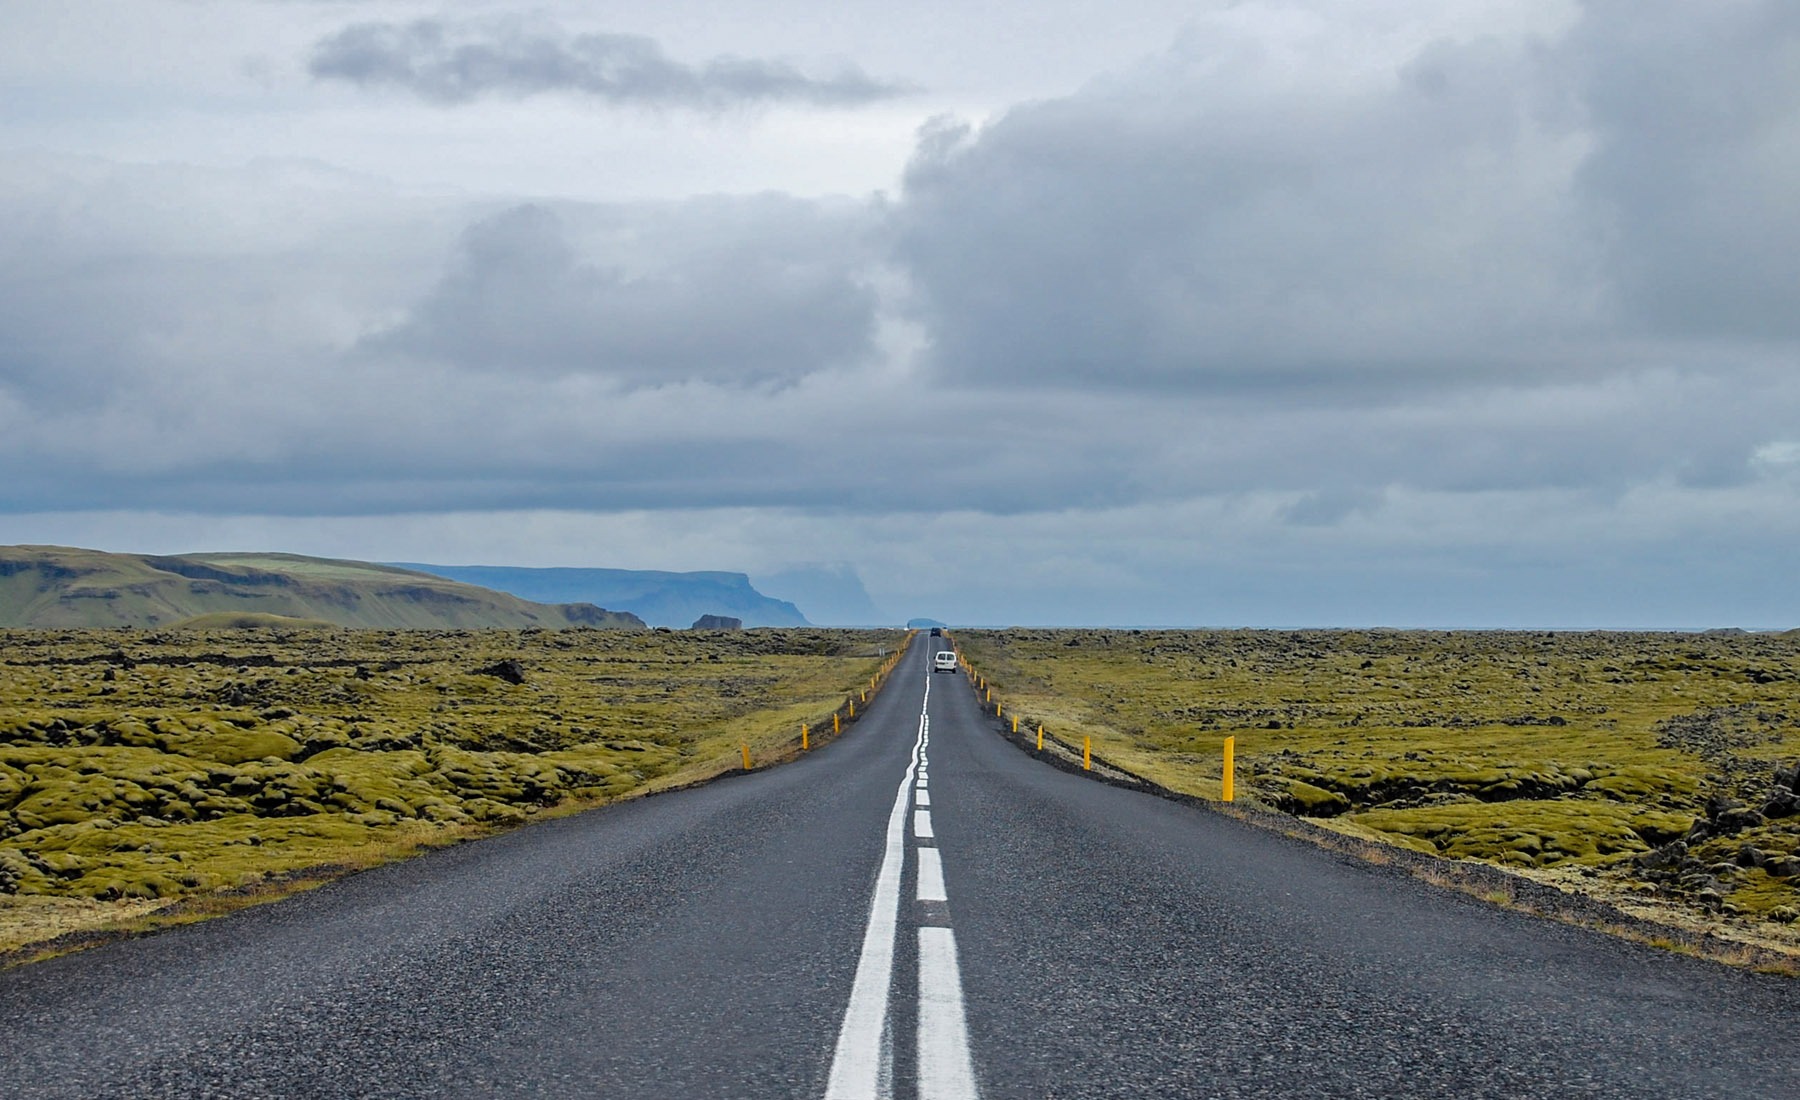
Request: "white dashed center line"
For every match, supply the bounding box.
[916,845,947,903]
[918,927,980,1099]
[825,656,979,1100]
[825,679,927,1100]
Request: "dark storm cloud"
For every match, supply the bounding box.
[893,0,1800,398]
[369,197,880,384]
[308,16,911,108]
[1568,0,1800,339]
[893,32,1602,393]
[0,157,438,412]
[0,158,905,516]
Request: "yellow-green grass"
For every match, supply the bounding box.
[185,553,430,582]
[0,626,906,956]
[954,629,1800,927]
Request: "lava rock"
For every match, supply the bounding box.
[1766,857,1800,879]
[1762,789,1800,819]
[473,659,527,685]
[690,615,743,630]
[1702,793,1765,836]
[1635,840,1690,871]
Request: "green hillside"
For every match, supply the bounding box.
[0,546,645,630]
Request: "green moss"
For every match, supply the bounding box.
[1346,800,1682,867]
[185,730,302,765]
[1587,765,1697,804]
[1722,868,1800,917]
[1271,778,1352,816]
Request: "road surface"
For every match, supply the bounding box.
[2,638,1798,1098]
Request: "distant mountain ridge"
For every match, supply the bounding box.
[389,564,809,629]
[0,546,644,630]
[753,563,887,626]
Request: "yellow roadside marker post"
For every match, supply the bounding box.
[834,713,840,735]
[1222,736,1236,802]
[802,724,809,751]
[1012,715,1019,734]
[1036,725,1044,751]
[849,700,856,719]
[1083,737,1092,770]
[741,744,751,770]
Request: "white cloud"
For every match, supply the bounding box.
[893,9,1603,393]
[1753,441,1800,471]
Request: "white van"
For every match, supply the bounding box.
[933,651,958,673]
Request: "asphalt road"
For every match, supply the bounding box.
[3,638,1798,1098]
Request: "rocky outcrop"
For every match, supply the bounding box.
[472,659,528,685]
[1634,760,1800,909]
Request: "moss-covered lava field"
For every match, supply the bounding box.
[953,628,1800,950]
[0,626,904,955]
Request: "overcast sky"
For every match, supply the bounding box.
[3,0,1798,627]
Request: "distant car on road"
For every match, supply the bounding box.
[933,651,958,673]
[930,627,942,637]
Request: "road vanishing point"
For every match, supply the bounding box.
[3,639,1799,1098]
